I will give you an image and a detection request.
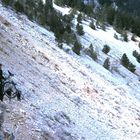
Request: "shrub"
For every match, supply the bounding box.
[102,45,110,54]
[1,0,11,5]
[65,24,71,33]
[121,53,129,68]
[89,21,96,30]
[76,23,84,35]
[72,40,82,55]
[63,31,74,44]
[77,13,82,23]
[121,53,136,73]
[103,58,110,70]
[58,43,63,49]
[131,34,137,42]
[128,62,136,73]
[136,55,140,63]
[101,24,106,31]
[85,44,97,60]
[133,50,139,58]
[14,1,24,13]
[132,50,140,63]
[121,32,128,42]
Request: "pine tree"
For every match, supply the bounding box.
[14,1,24,13]
[102,45,110,54]
[65,24,71,33]
[76,23,84,35]
[133,50,139,58]
[122,32,128,42]
[136,55,140,63]
[128,63,136,73]
[121,53,129,68]
[89,20,96,30]
[85,44,97,60]
[1,0,11,5]
[103,58,110,70]
[77,13,82,23]
[72,40,82,55]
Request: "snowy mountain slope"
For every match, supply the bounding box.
[0,2,140,140]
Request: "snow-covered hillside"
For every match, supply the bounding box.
[0,2,140,140]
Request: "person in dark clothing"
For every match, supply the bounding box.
[0,64,4,101]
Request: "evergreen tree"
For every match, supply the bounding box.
[77,13,82,23]
[133,50,139,58]
[106,6,116,25]
[102,45,110,54]
[14,1,24,13]
[103,58,110,70]
[76,23,84,35]
[1,0,12,5]
[128,62,136,73]
[136,55,140,63]
[84,4,94,16]
[89,20,96,30]
[85,44,97,60]
[121,53,129,68]
[122,32,128,42]
[65,24,71,33]
[63,14,73,25]
[72,40,82,55]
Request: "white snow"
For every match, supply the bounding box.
[0,2,140,140]
[53,3,71,15]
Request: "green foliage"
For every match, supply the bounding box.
[85,44,97,60]
[133,50,139,58]
[121,53,130,68]
[84,4,94,16]
[89,20,96,30]
[128,62,136,73]
[56,0,140,37]
[101,24,106,31]
[103,58,110,70]
[136,55,140,63]
[72,40,82,55]
[121,32,128,42]
[65,24,71,33]
[62,32,76,44]
[102,45,110,54]
[98,0,112,6]
[76,23,84,35]
[58,43,63,49]
[63,14,73,25]
[132,50,140,63]
[131,34,137,41]
[14,1,24,13]
[121,53,136,73]
[77,13,82,23]
[54,0,94,16]
[1,0,11,5]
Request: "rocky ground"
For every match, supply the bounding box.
[0,3,140,140]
